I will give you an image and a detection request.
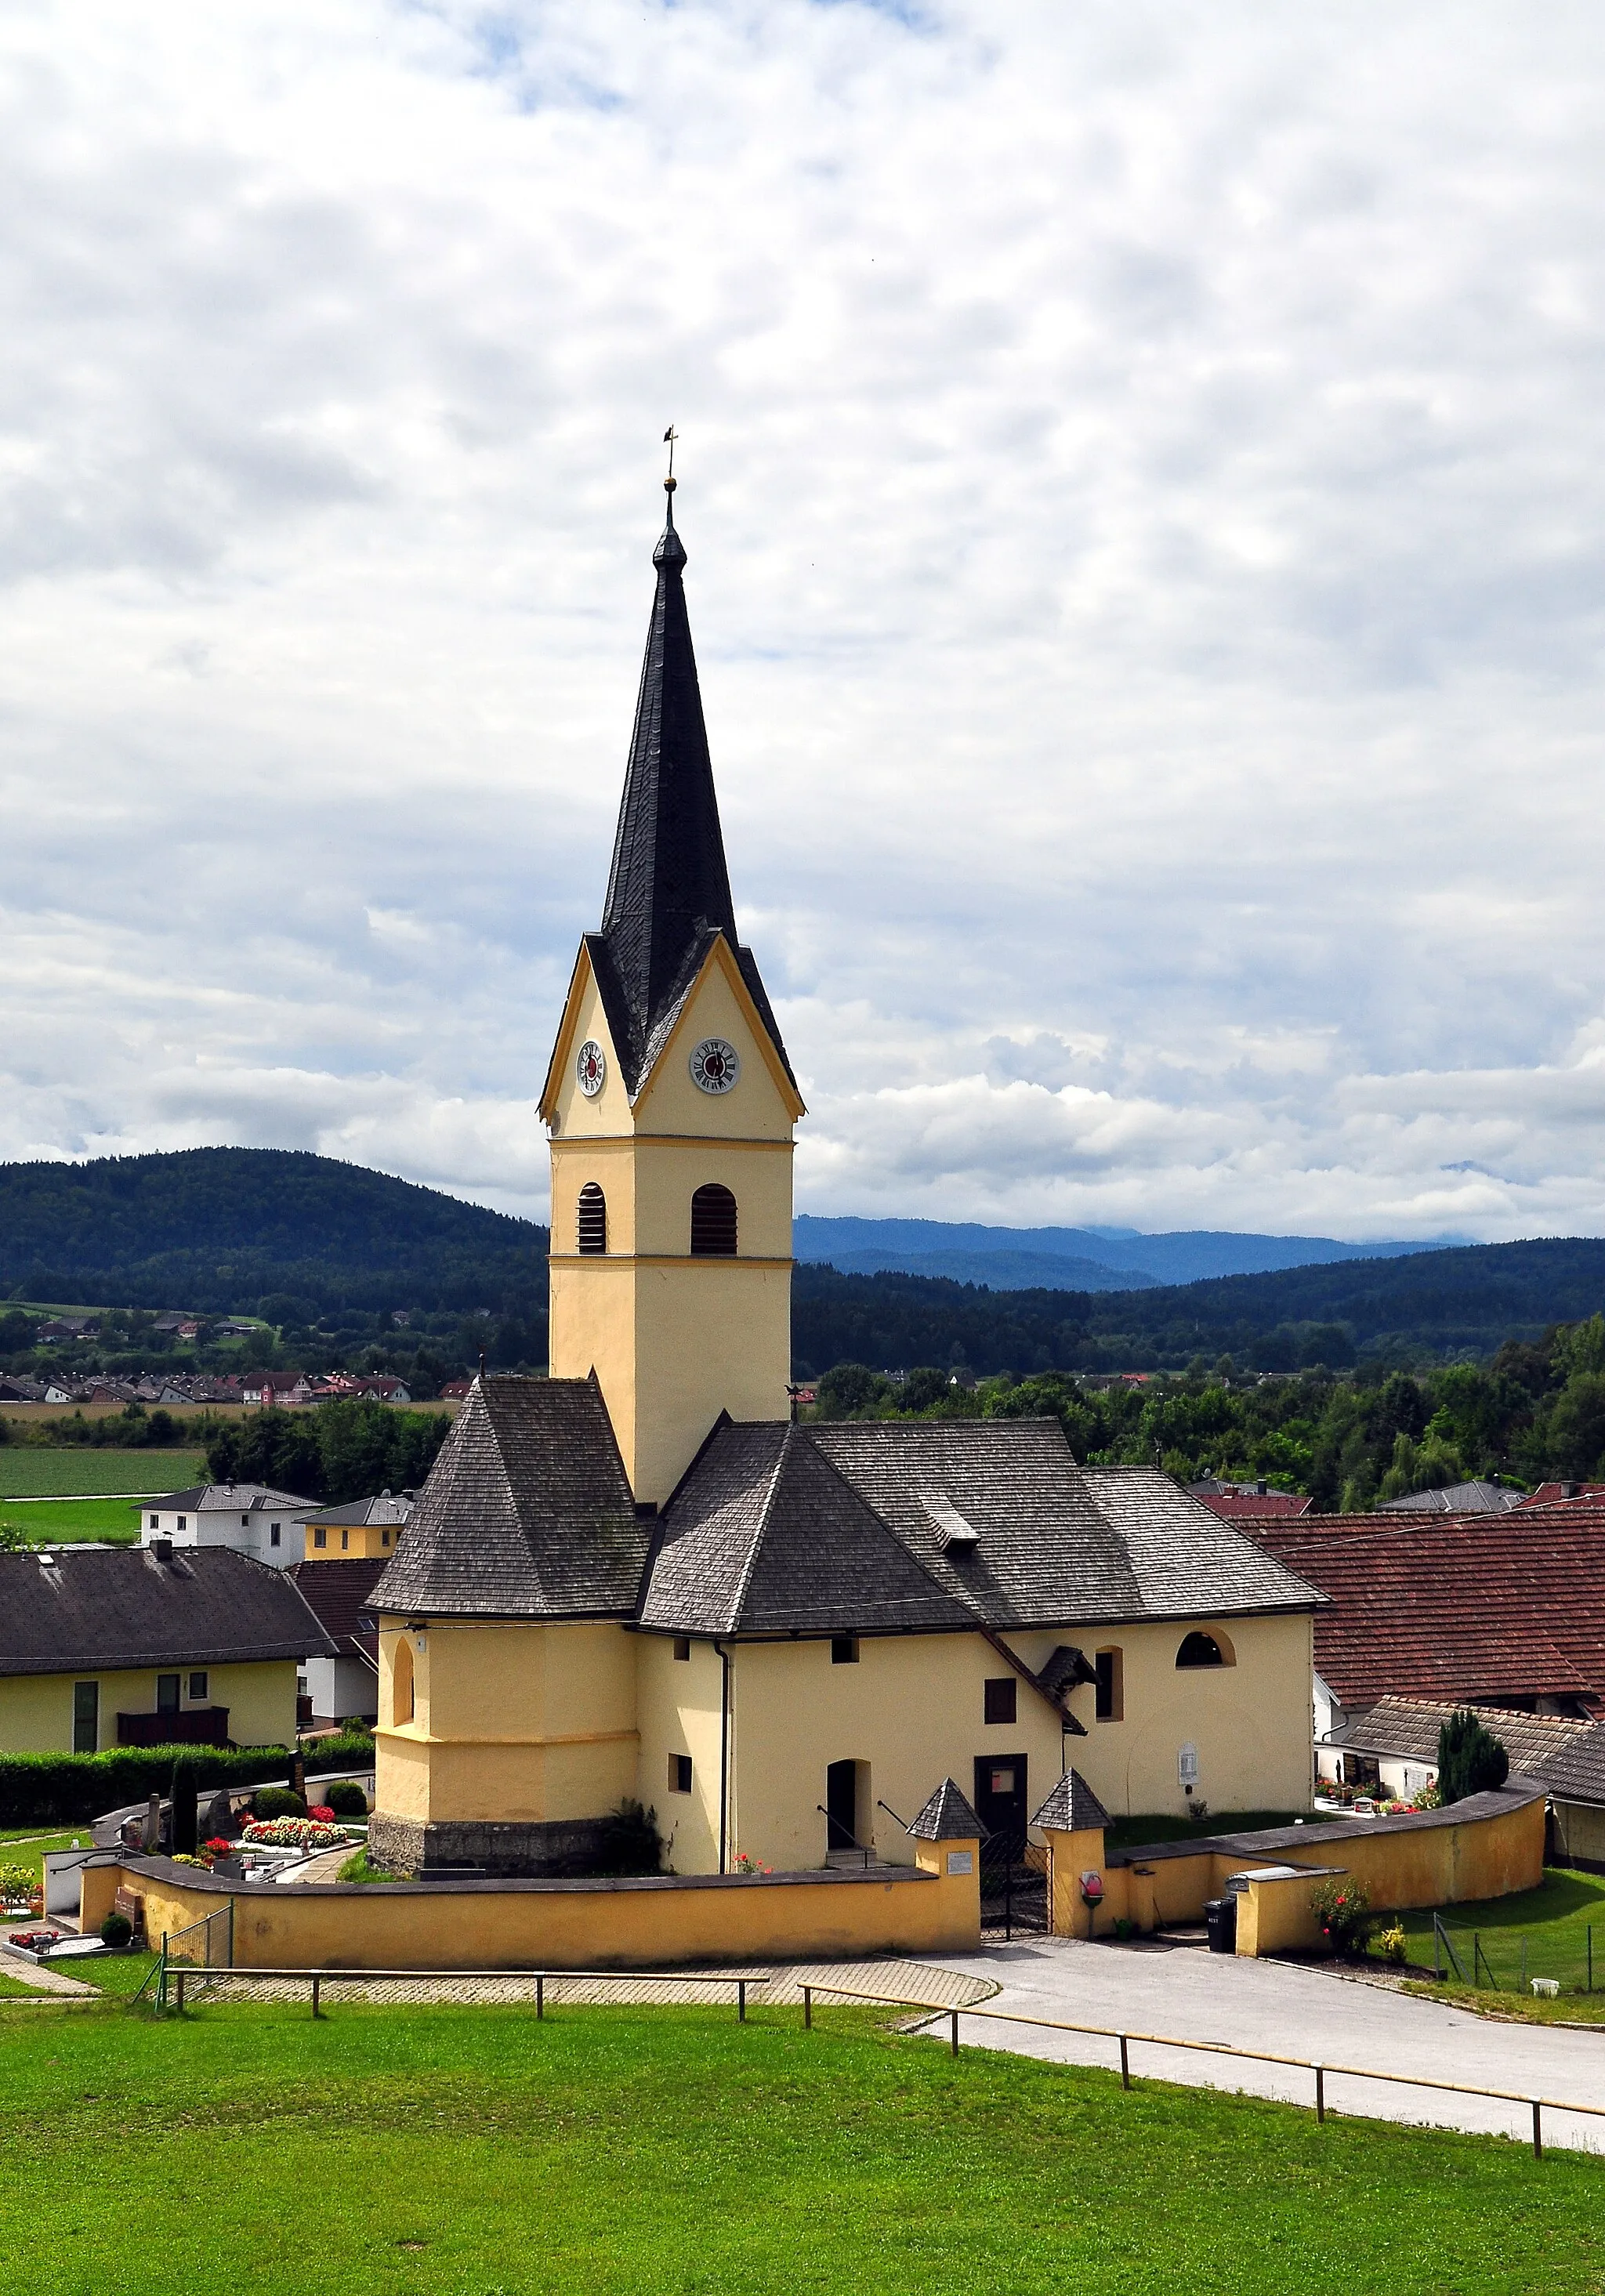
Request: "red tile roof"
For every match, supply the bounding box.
[1195,1491,1313,1520]
[1517,1483,1605,1508]
[1247,1504,1605,1711]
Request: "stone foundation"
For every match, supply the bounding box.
[368,1812,612,1879]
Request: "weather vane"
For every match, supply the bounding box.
[663,425,678,492]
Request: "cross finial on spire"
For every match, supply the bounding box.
[663,425,678,494]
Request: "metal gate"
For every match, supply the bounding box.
[978,1835,1047,1939]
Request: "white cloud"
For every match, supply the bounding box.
[2,1,1604,1240]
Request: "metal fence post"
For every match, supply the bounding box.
[950,2008,960,2056]
[536,1974,544,2021]
[803,1985,812,2030]
[1119,2035,1130,2091]
[156,1935,168,2014]
[1532,2100,1542,2161]
[310,1973,321,2020]
[1315,2066,1324,2125]
[738,1980,747,2024]
[175,1968,186,2015]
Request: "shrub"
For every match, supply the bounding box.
[1310,1877,1375,1955]
[99,1911,132,1949]
[300,1731,375,1776]
[1437,1711,1509,1805]
[0,1861,35,1904]
[590,1798,663,1876]
[251,1787,306,1821]
[1376,1923,1408,1965]
[308,1804,336,1823]
[0,1745,295,1829]
[322,1779,370,1817]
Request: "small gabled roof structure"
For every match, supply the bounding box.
[909,1778,984,1841]
[303,1491,415,1530]
[369,1374,650,1620]
[288,1556,386,1659]
[1031,1769,1111,1835]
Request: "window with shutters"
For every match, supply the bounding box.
[984,1677,1016,1725]
[577,1181,607,1254]
[690,1182,737,1255]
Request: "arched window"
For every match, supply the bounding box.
[393,1637,415,1723]
[690,1182,737,1256]
[577,1181,607,1255]
[1176,1630,1232,1669]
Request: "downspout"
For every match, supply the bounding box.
[715,1638,731,1875]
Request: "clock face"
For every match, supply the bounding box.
[689,1037,741,1095]
[575,1039,607,1098]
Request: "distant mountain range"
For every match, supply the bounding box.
[792,1215,1451,1293]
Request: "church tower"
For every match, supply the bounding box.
[539,478,804,1506]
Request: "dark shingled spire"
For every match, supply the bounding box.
[594,486,746,1084]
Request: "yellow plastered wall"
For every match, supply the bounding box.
[1052,1611,1315,1820]
[635,1632,726,1871]
[303,1521,402,1560]
[546,946,797,1505]
[374,1619,637,1826]
[719,1632,1068,1875]
[0,1660,297,1755]
[81,1849,981,1970]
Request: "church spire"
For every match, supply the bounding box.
[597,470,739,1074]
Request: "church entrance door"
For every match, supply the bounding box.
[825,1758,860,1854]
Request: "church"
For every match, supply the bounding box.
[367,476,1320,1879]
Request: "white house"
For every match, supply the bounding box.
[140,1483,320,1570]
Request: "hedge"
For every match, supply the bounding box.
[0,1732,375,1829]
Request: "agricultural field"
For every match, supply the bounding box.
[0,1497,144,1544]
[0,1447,206,1497]
[0,2003,1600,2293]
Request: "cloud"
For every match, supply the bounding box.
[2,1,1604,1240]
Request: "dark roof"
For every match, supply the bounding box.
[1248,1507,1605,1711]
[147,1484,313,1514]
[1530,1722,1605,1807]
[304,1493,414,1528]
[1326,1694,1590,1776]
[369,1374,650,1620]
[1108,1777,1547,1867]
[909,1778,983,1840]
[288,1558,386,1655]
[640,1418,1321,1637]
[0,1548,335,1676]
[1031,1769,1111,1834]
[1378,1479,1523,1515]
[585,496,794,1099]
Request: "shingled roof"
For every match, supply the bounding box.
[1031,1769,1111,1834]
[0,1547,335,1676]
[1248,1505,1605,1711]
[583,494,794,1100]
[639,1417,1321,1637]
[909,1778,984,1840]
[369,1374,650,1620]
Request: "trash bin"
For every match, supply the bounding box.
[1205,1896,1237,1954]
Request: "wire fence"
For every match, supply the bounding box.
[1433,1913,1598,1996]
[135,1961,1605,2161]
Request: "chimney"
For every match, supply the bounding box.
[1562,1482,1578,1500]
[151,1536,173,1563]
[1255,1479,1267,1496]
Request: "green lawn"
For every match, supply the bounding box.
[1399,1867,1605,1994]
[0,1447,205,1497]
[0,2005,1601,2294]
[0,1496,143,1544]
[0,1827,87,1875]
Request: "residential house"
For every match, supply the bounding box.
[140,1483,320,1570]
[1318,1691,1591,1802]
[1188,1479,1313,1523]
[0,1544,335,1753]
[365,489,1324,1880]
[1377,1479,1523,1515]
[288,1557,383,1729]
[302,1490,414,1560]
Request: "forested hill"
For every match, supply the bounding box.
[0,1149,548,1316]
[792,1237,1605,1374]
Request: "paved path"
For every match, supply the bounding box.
[1,1924,97,1997]
[197,1957,997,2011]
[918,1936,1605,2153]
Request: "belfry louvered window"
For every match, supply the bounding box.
[690,1182,737,1256]
[577,1182,607,1255]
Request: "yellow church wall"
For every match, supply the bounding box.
[634,1631,726,1871]
[374,1621,639,1827]
[630,953,799,1139]
[83,1849,981,1970]
[721,1632,1069,1875]
[1048,1611,1315,1820]
[0,1660,296,1755]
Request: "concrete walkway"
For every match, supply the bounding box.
[918,1935,1605,2153]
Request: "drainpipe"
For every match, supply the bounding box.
[715,1639,731,1875]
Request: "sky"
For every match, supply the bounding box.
[2,1,1603,1241]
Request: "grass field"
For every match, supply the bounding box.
[1104,1809,1307,1852]
[0,2003,1599,2294]
[0,1827,85,1872]
[0,1496,143,1543]
[1399,1867,1605,2000]
[0,1447,205,1497]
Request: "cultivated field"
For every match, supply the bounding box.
[0,2003,1599,2293]
[0,1447,206,1497]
